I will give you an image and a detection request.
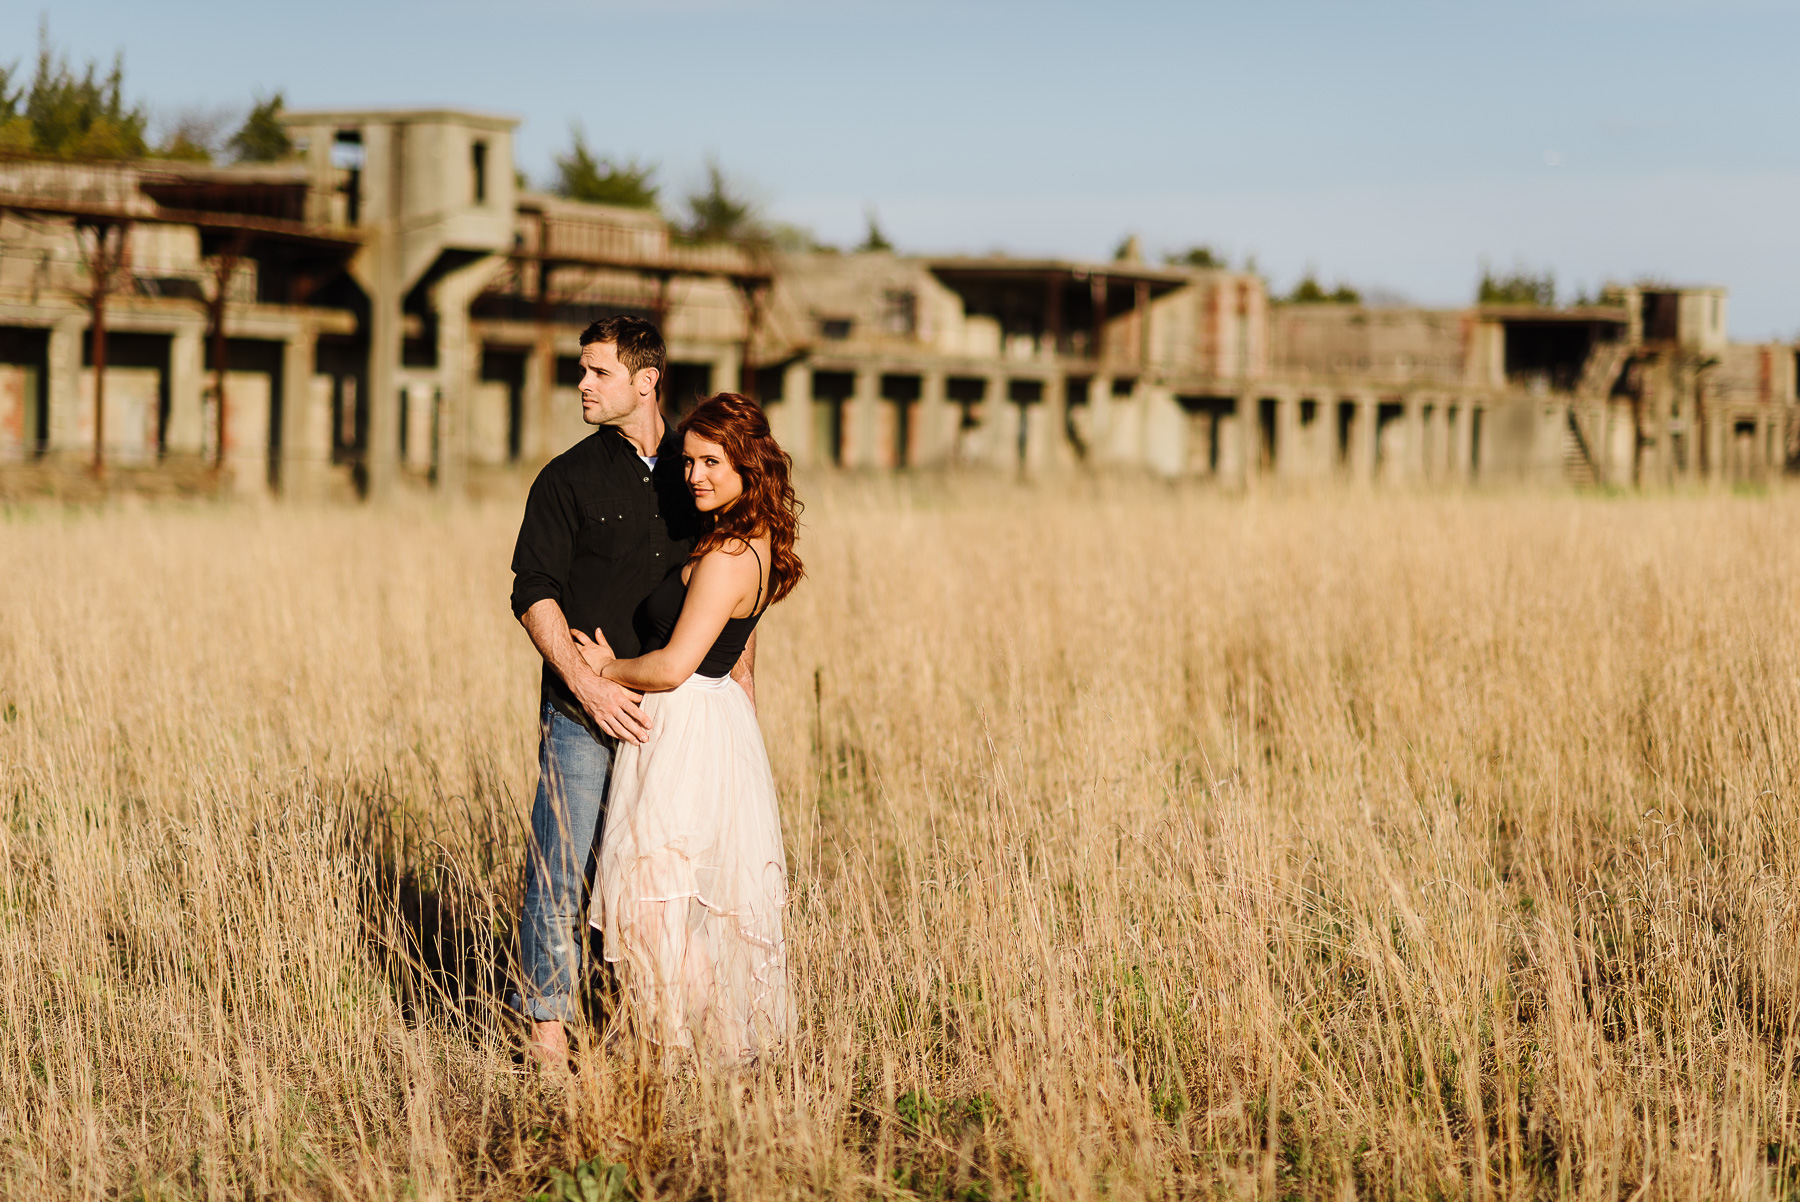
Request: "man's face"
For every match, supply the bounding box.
[576,340,655,426]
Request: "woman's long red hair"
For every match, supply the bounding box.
[679,393,804,605]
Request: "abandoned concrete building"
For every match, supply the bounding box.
[1,106,1794,499]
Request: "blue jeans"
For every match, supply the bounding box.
[510,702,615,1023]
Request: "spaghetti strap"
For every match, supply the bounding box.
[745,541,768,617]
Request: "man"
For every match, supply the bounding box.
[507,314,752,1069]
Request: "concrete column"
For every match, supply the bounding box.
[520,340,551,465]
[850,367,879,467]
[1018,391,1049,471]
[1107,377,1142,465]
[279,321,324,501]
[430,255,507,496]
[915,370,948,466]
[165,325,206,459]
[1039,373,1068,470]
[1274,392,1300,480]
[46,314,83,456]
[1401,394,1425,482]
[1353,393,1378,484]
[364,292,402,499]
[775,361,812,465]
[1086,373,1113,464]
[712,352,740,396]
[1142,384,1183,477]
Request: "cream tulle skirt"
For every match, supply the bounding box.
[590,671,789,1060]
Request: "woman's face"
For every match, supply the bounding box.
[684,431,744,513]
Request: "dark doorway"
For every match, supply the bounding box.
[947,376,987,434]
[1257,397,1278,470]
[812,370,855,466]
[225,338,285,488]
[1007,378,1043,464]
[317,335,368,483]
[880,373,922,467]
[664,362,713,418]
[0,326,51,457]
[480,347,528,462]
[1177,395,1235,475]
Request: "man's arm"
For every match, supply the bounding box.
[730,628,756,712]
[510,467,650,743]
[520,599,651,743]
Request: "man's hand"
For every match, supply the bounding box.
[520,599,651,744]
[570,667,649,745]
[730,628,757,713]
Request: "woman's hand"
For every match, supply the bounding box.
[571,628,616,676]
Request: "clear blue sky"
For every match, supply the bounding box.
[7,0,1798,337]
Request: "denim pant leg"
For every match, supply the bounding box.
[511,703,615,1023]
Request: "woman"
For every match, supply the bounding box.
[573,392,803,1063]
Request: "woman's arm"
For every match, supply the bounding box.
[599,548,760,692]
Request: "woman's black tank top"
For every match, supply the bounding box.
[636,540,768,678]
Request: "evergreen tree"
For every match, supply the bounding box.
[857,209,893,253]
[228,94,292,163]
[21,22,148,159]
[1166,245,1222,269]
[681,158,757,245]
[552,129,659,209]
[1477,265,1555,307]
[1285,274,1360,304]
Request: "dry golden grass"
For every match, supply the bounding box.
[4,479,1800,1201]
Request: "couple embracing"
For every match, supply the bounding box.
[507,315,802,1070]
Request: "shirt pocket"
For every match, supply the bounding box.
[579,494,636,560]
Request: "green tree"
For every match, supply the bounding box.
[681,157,757,245]
[17,21,148,159]
[228,94,292,163]
[857,209,893,253]
[1478,265,1555,307]
[552,128,659,209]
[1285,273,1360,304]
[1166,245,1222,269]
[0,60,28,153]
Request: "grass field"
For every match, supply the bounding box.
[4,479,1800,1201]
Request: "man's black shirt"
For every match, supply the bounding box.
[510,422,698,726]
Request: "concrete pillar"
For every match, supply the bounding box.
[1039,374,1067,469]
[279,322,325,501]
[1107,377,1142,465]
[849,367,879,467]
[364,294,402,498]
[1274,392,1300,480]
[166,325,205,459]
[1086,373,1113,464]
[1142,384,1183,477]
[712,352,740,396]
[1401,394,1425,482]
[1353,393,1378,484]
[775,361,811,465]
[46,315,83,455]
[916,370,948,466]
[354,120,405,501]
[430,255,506,496]
[520,339,552,465]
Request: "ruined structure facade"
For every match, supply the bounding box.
[1,107,1793,497]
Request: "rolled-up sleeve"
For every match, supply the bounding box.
[510,467,578,619]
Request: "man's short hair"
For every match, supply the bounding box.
[579,315,666,387]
